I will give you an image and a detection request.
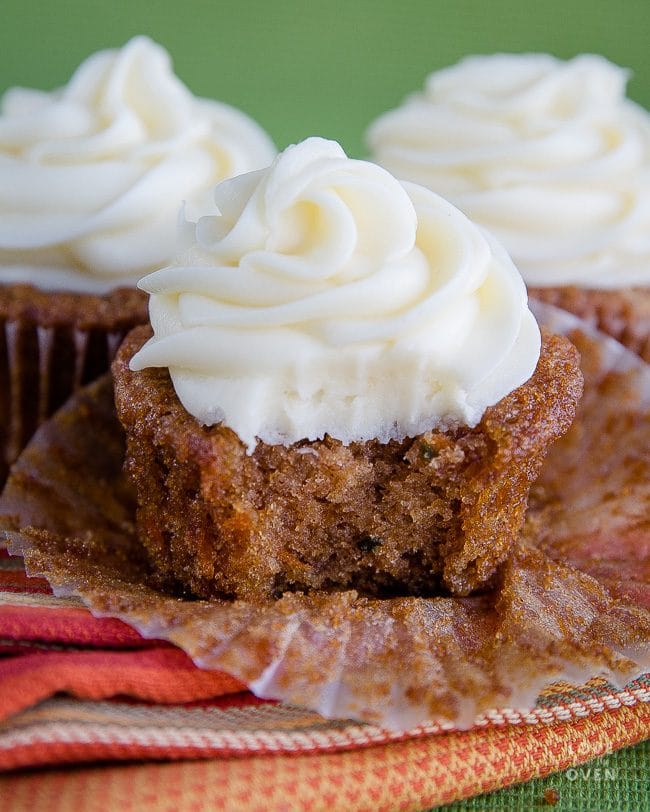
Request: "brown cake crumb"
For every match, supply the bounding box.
[113,327,582,602]
[531,285,650,362]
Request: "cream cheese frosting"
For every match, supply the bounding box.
[0,36,276,293]
[367,54,650,289]
[131,137,541,451]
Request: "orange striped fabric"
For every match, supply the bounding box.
[1,703,648,811]
[1,544,649,807]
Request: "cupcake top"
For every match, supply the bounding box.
[0,36,276,293]
[367,54,650,290]
[131,137,540,452]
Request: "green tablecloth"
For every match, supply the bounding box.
[444,740,649,811]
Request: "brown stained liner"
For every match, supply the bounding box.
[0,283,147,484]
[1,303,649,730]
[531,285,650,364]
[527,302,650,609]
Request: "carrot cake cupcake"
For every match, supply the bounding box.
[367,54,650,360]
[0,35,276,480]
[113,137,582,602]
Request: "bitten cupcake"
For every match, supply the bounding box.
[113,137,582,602]
[0,35,276,481]
[367,54,650,360]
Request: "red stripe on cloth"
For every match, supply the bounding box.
[0,702,647,780]
[0,568,52,594]
[108,690,274,711]
[0,648,245,723]
[0,604,156,648]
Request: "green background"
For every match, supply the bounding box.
[2,0,649,158]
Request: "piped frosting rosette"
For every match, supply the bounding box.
[1,302,649,730]
[0,36,276,482]
[367,54,650,289]
[131,137,540,451]
[0,35,276,292]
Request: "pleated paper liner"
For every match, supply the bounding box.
[0,302,649,731]
[0,284,147,485]
[531,285,650,364]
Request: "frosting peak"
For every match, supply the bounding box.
[131,137,540,451]
[367,54,650,289]
[0,36,276,292]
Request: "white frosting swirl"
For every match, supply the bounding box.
[367,54,650,289]
[0,36,276,292]
[131,137,540,451]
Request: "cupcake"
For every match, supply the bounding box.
[0,36,276,481]
[113,137,582,602]
[367,54,650,360]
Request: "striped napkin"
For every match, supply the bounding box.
[1,543,648,810]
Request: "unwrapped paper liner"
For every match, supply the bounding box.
[0,302,649,731]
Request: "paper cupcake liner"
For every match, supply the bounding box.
[1,303,649,731]
[0,281,148,487]
[0,317,128,482]
[531,285,650,364]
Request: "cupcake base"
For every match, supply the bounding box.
[531,285,650,363]
[1,301,649,729]
[0,283,147,484]
[113,326,582,601]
